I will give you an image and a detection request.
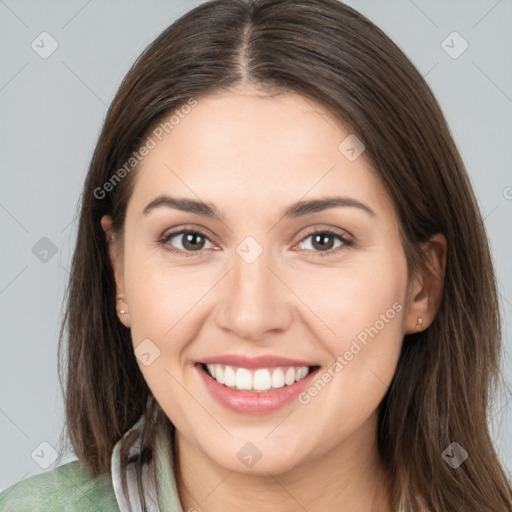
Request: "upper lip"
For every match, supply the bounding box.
[199,354,317,368]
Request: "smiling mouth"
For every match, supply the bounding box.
[198,363,320,393]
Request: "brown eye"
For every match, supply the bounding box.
[297,229,353,256]
[180,232,206,251]
[160,230,214,254]
[311,233,336,251]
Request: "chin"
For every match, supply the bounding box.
[195,434,312,476]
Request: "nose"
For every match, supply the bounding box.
[214,247,293,342]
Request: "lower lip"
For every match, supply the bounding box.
[196,364,319,415]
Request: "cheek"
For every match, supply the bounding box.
[123,242,209,339]
[292,250,408,437]
[122,249,223,395]
[289,252,408,355]
[121,254,210,423]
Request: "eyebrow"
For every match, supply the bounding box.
[142,194,376,219]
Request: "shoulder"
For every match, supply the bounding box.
[0,460,120,511]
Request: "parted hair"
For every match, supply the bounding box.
[57,0,512,510]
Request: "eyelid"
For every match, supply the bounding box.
[159,223,218,242]
[291,226,354,256]
[158,224,354,256]
[158,224,219,255]
[294,224,354,245]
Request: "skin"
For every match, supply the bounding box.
[102,84,446,512]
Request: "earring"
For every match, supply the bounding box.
[117,297,127,315]
[415,317,423,332]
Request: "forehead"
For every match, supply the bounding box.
[127,87,393,220]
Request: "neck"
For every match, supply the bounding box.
[174,412,393,512]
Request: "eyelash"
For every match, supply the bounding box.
[157,226,354,258]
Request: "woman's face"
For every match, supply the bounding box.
[104,85,418,474]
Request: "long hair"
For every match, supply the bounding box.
[57,1,512,510]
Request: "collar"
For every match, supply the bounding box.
[111,415,184,511]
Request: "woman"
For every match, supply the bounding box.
[1,0,510,510]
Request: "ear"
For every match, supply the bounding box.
[405,234,447,334]
[100,215,131,328]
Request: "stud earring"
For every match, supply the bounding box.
[415,317,423,332]
[117,297,127,315]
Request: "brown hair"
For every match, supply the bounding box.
[57,0,512,510]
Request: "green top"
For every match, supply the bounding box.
[0,417,184,511]
[0,460,121,511]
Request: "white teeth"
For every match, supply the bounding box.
[206,364,216,378]
[284,367,296,386]
[253,369,272,391]
[236,368,252,390]
[224,366,236,387]
[271,368,285,389]
[205,364,310,392]
[215,365,224,384]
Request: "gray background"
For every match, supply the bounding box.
[1,0,511,492]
